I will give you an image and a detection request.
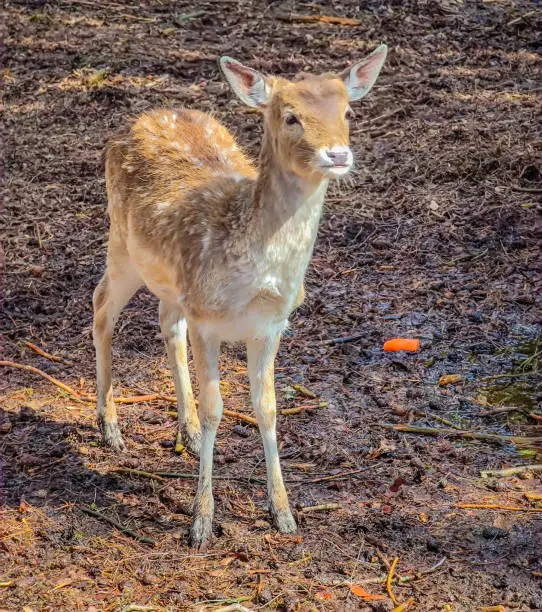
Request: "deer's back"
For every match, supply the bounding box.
[106,108,256,218]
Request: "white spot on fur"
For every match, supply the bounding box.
[201,230,211,258]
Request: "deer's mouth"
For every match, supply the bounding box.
[320,162,353,177]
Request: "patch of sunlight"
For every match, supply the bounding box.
[331,39,378,52]
[439,66,478,78]
[6,101,47,115]
[2,68,16,84]
[437,89,537,105]
[39,68,168,94]
[61,16,105,27]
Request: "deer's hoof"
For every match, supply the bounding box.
[100,420,126,452]
[175,424,201,455]
[189,514,213,551]
[271,506,297,534]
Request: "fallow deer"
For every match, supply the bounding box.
[93,45,388,548]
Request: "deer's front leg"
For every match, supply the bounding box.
[188,327,222,550]
[247,331,297,534]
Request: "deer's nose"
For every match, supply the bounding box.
[326,150,349,166]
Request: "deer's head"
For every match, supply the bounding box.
[220,45,388,181]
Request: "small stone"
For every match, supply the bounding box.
[138,573,157,586]
[426,536,441,552]
[487,480,510,492]
[160,440,174,448]
[258,588,273,604]
[468,311,485,323]
[371,237,391,249]
[19,406,36,421]
[253,519,270,529]
[233,424,250,438]
[29,265,44,277]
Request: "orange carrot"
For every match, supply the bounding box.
[383,339,420,352]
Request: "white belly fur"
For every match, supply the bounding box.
[194,310,289,343]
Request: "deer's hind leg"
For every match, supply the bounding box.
[93,254,143,451]
[159,300,200,454]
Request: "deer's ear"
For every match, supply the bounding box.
[341,44,388,101]
[220,57,271,108]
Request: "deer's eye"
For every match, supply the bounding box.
[285,114,299,126]
[345,106,354,120]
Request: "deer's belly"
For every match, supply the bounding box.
[195,309,289,342]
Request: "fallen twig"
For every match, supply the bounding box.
[276,13,361,26]
[481,464,542,478]
[224,410,257,426]
[23,341,73,366]
[300,503,341,513]
[280,405,314,416]
[386,557,400,605]
[111,467,167,482]
[167,408,257,426]
[507,10,540,27]
[116,394,168,404]
[0,363,179,407]
[456,503,542,513]
[0,360,84,400]
[79,506,156,545]
[194,596,252,608]
[413,410,462,429]
[292,384,317,398]
[479,405,524,416]
[381,423,541,446]
[358,557,446,585]
[320,333,365,346]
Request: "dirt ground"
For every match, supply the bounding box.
[2,0,541,610]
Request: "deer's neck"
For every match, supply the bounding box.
[252,131,328,241]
